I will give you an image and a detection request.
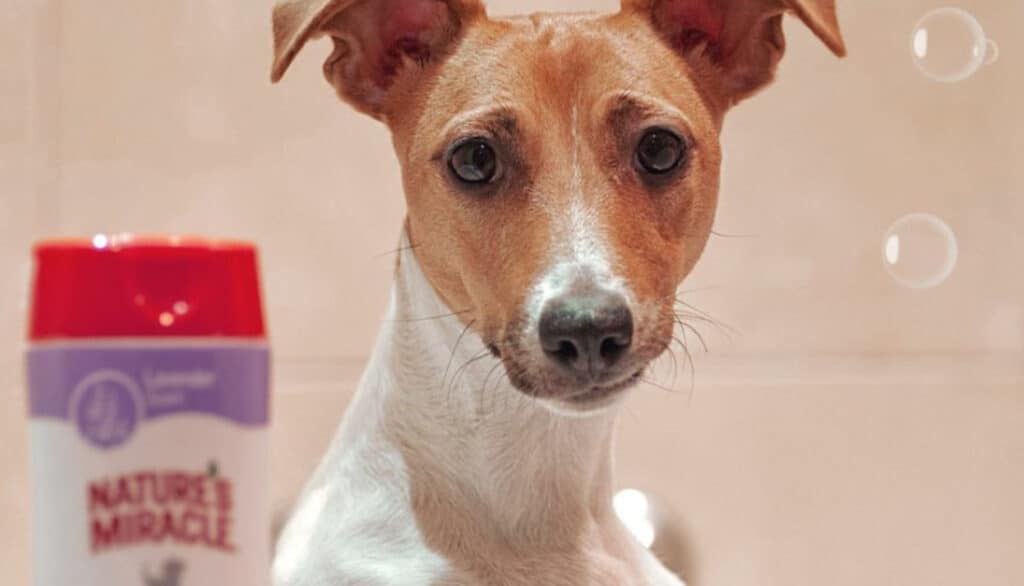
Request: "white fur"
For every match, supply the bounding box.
[273,232,684,586]
[525,104,631,332]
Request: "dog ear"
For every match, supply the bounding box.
[622,0,845,106]
[271,0,485,118]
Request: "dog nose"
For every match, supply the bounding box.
[539,290,633,378]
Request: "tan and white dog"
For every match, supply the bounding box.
[270,1,844,584]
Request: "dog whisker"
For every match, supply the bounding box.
[372,243,420,259]
[480,361,505,413]
[447,349,491,403]
[665,345,680,391]
[672,296,719,320]
[673,295,738,341]
[639,376,677,395]
[672,306,720,325]
[442,320,478,402]
[441,320,476,388]
[654,285,720,303]
[673,317,710,353]
[673,316,724,346]
[390,309,473,323]
[710,229,758,239]
[673,307,734,333]
[648,340,681,393]
[667,327,697,402]
[622,405,641,425]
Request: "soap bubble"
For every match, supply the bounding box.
[911,7,998,83]
[883,213,958,289]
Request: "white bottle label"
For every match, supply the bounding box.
[27,342,270,586]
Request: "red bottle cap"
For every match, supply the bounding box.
[29,235,267,340]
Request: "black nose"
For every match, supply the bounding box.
[539,290,634,379]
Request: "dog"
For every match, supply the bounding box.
[269,0,844,584]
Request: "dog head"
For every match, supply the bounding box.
[272,0,845,413]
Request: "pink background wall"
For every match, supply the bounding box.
[2,0,1021,584]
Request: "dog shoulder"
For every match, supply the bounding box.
[274,437,452,586]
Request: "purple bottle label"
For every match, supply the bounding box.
[28,344,269,450]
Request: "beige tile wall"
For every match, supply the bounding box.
[2,0,1022,584]
[24,0,1023,360]
[2,0,42,579]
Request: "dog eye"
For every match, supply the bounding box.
[636,128,686,176]
[448,139,498,184]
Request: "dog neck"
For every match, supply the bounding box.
[357,230,622,549]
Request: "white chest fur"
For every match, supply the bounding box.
[272,236,684,586]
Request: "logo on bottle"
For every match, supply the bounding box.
[89,462,237,554]
[70,370,145,449]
